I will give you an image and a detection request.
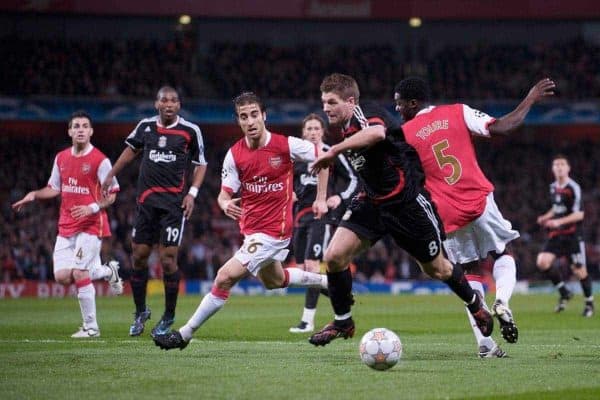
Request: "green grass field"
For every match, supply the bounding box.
[1,293,599,400]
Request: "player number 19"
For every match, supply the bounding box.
[166,226,180,242]
[432,139,462,185]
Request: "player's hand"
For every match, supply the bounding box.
[11,191,36,212]
[326,195,342,209]
[223,198,242,220]
[312,199,328,219]
[526,78,556,103]
[536,215,546,225]
[310,151,336,174]
[182,195,195,220]
[545,219,560,229]
[101,175,114,198]
[70,205,94,219]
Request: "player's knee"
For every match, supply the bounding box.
[132,253,149,269]
[54,270,72,285]
[160,254,177,273]
[214,269,235,290]
[423,257,452,280]
[323,250,347,272]
[536,254,552,270]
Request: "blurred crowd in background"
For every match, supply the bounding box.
[1,36,599,101]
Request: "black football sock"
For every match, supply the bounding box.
[327,268,354,321]
[131,268,149,314]
[305,287,321,310]
[580,275,592,298]
[163,270,180,320]
[443,264,478,307]
[544,263,569,297]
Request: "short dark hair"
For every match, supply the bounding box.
[320,73,360,102]
[233,91,265,114]
[394,77,430,102]
[68,110,92,128]
[552,154,570,164]
[156,86,179,100]
[302,113,326,130]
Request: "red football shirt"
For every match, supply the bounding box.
[48,145,119,238]
[402,104,495,233]
[221,131,317,239]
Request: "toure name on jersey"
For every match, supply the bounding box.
[416,119,449,140]
[62,177,90,195]
[243,175,284,194]
[149,150,177,163]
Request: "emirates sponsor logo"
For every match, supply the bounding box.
[243,175,284,193]
[62,177,90,195]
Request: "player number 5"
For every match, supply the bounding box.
[432,139,462,185]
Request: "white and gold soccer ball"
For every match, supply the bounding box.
[358,328,402,371]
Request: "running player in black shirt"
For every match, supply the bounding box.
[102,86,208,336]
[536,154,594,317]
[289,113,359,333]
[308,74,493,346]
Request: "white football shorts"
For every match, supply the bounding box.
[443,193,519,264]
[53,232,102,272]
[234,232,290,276]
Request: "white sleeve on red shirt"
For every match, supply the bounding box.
[221,149,240,193]
[47,156,61,191]
[462,104,496,137]
[288,136,317,163]
[98,158,120,193]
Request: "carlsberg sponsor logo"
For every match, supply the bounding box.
[149,150,176,163]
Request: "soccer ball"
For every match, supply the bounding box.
[359,328,402,371]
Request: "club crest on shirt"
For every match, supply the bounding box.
[269,155,282,169]
[158,136,167,148]
[81,163,91,174]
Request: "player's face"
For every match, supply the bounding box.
[394,92,415,122]
[302,119,324,144]
[155,90,181,123]
[321,92,355,126]
[552,158,570,179]
[237,103,266,140]
[68,117,93,145]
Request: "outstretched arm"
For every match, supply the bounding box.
[101,147,140,195]
[311,125,385,173]
[12,187,60,212]
[489,78,556,135]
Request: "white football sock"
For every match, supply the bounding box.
[493,255,516,306]
[301,308,317,326]
[285,268,327,288]
[77,281,98,330]
[89,264,111,281]
[180,293,227,340]
[465,279,495,348]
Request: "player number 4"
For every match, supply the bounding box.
[432,139,462,185]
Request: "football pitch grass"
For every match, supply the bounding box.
[1,293,599,400]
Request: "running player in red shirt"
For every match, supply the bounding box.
[153,92,331,350]
[536,155,594,317]
[394,77,555,357]
[307,73,493,348]
[102,86,208,338]
[12,110,122,338]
